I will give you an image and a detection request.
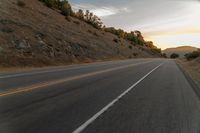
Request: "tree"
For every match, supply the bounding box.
[61,0,72,16]
[162,53,167,58]
[145,41,155,48]
[76,9,84,20]
[170,53,179,59]
[85,10,90,21]
[134,30,145,46]
[89,12,94,22]
[91,15,103,29]
[40,0,72,15]
[125,32,138,43]
[40,0,55,8]
[184,49,200,60]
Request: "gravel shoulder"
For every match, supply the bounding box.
[177,58,200,90]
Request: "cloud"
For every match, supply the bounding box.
[92,7,129,17]
[91,7,119,17]
[70,0,200,48]
[72,3,130,17]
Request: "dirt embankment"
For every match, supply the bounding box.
[177,57,200,89]
[0,0,161,68]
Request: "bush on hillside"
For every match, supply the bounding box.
[75,10,103,29]
[40,0,54,8]
[61,0,72,16]
[129,45,133,49]
[40,0,73,16]
[184,49,200,60]
[170,53,179,59]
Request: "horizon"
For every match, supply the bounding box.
[70,0,200,50]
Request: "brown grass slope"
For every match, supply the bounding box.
[0,0,161,67]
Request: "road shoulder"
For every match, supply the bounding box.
[176,59,200,99]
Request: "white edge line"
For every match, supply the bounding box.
[72,62,164,133]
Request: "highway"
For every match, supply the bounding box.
[0,59,200,133]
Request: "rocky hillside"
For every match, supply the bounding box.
[0,0,161,67]
[163,46,198,58]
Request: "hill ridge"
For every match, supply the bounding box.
[163,46,198,58]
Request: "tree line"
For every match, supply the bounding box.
[103,27,161,53]
[184,49,200,60]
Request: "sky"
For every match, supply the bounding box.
[70,0,200,49]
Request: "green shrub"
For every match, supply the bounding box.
[185,49,200,60]
[61,0,72,16]
[128,45,133,49]
[39,0,73,16]
[170,53,179,59]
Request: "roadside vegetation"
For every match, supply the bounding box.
[39,0,161,54]
[170,53,179,59]
[39,0,103,29]
[177,48,200,88]
[184,49,200,60]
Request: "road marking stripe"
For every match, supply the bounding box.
[0,64,102,79]
[72,63,164,133]
[0,60,147,79]
[0,61,152,97]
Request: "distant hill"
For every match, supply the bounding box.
[163,46,198,58]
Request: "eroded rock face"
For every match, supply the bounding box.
[14,39,30,49]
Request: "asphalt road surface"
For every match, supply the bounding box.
[0,59,200,133]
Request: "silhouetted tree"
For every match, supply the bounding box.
[184,49,200,60]
[162,53,167,58]
[170,53,179,59]
[61,0,72,16]
[76,9,84,20]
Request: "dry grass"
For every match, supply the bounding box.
[0,0,161,68]
[177,58,200,88]
[0,66,34,73]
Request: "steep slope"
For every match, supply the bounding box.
[0,0,161,67]
[163,46,198,58]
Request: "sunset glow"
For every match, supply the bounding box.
[71,0,200,49]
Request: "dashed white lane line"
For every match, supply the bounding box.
[72,63,164,133]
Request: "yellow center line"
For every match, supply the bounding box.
[0,61,152,97]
